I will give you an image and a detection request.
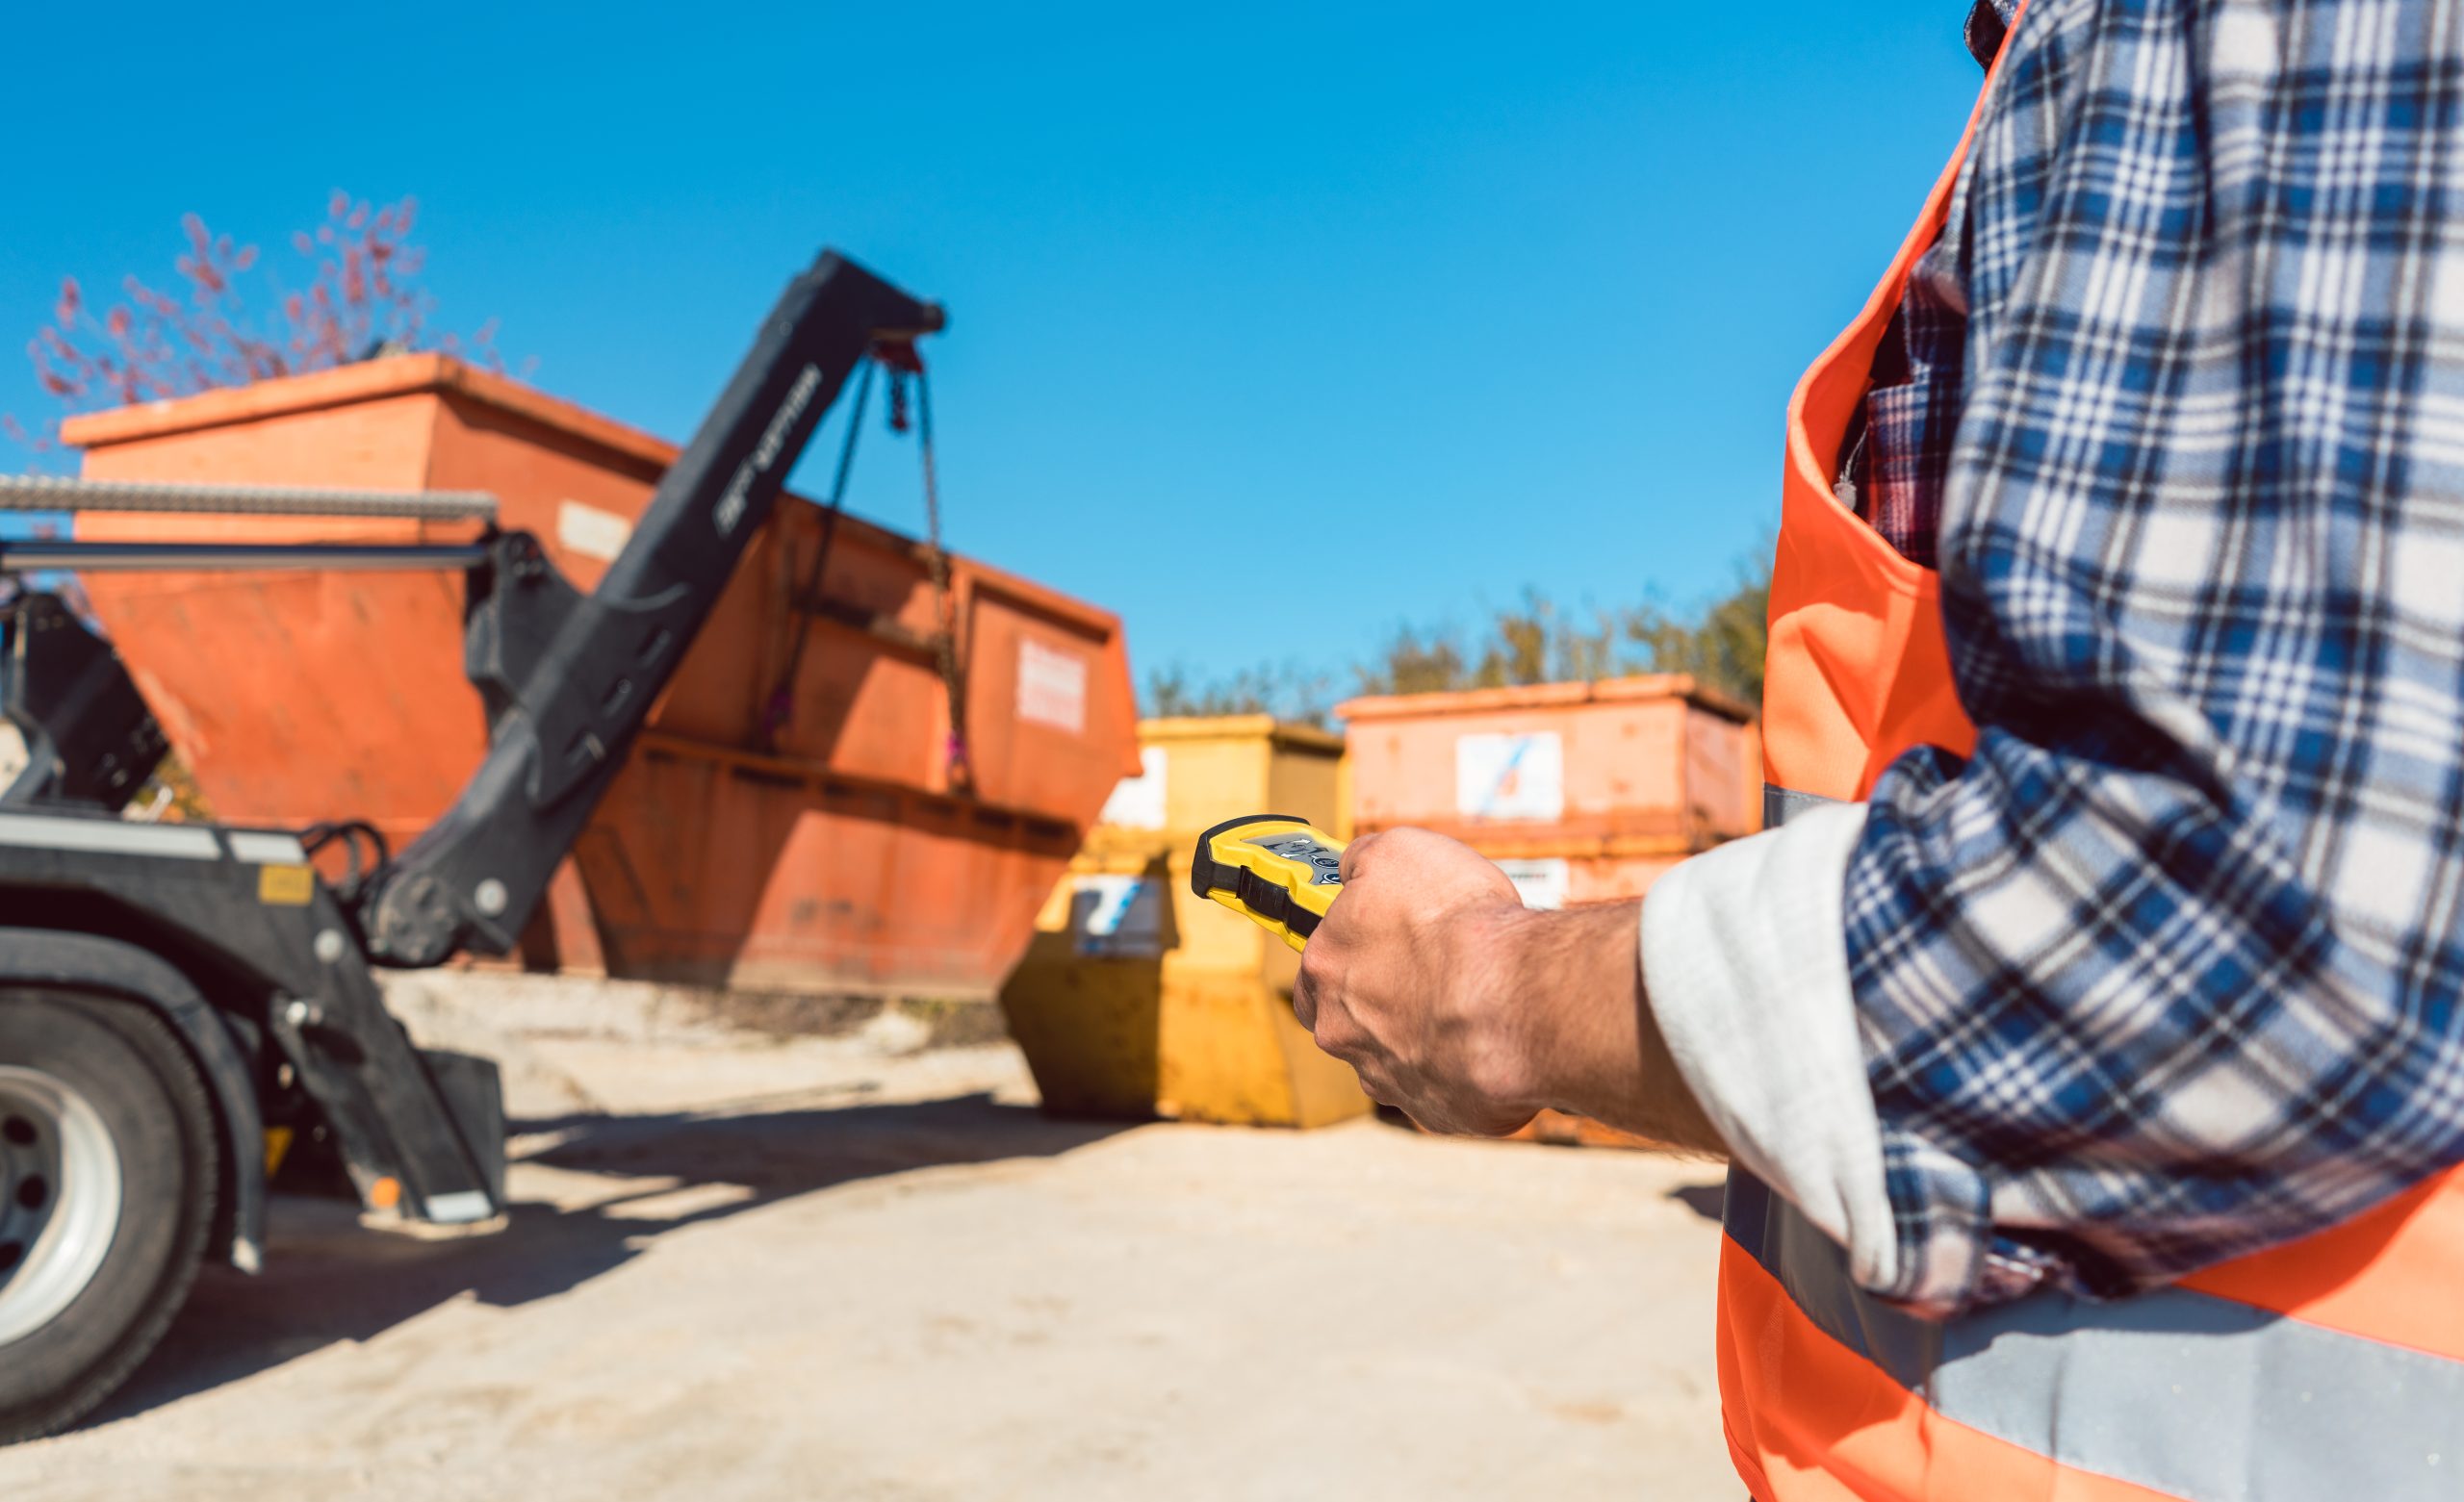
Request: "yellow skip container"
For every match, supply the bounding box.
[998,716,1371,1128]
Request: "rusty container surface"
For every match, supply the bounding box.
[64,355,1142,996]
[999,716,1372,1128]
[1337,675,1756,1148]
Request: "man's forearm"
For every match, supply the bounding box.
[1493,902,1725,1157]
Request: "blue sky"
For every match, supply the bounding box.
[1,2,1986,691]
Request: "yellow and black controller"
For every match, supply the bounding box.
[1190,814,1348,954]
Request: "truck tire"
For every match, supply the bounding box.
[0,988,218,1443]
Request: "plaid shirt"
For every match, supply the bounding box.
[1843,0,2464,1315]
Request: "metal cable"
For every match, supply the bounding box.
[0,541,493,573]
[758,358,878,751]
[0,475,499,522]
[913,366,972,791]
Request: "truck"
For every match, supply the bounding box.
[0,252,942,1440]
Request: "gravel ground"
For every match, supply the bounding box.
[0,975,1735,1501]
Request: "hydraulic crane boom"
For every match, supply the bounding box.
[361,250,943,966]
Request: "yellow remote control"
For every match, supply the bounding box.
[1190,814,1348,953]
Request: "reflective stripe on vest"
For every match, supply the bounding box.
[1730,0,2464,1496]
[1724,1170,2464,1501]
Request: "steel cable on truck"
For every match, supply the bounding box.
[0,475,498,522]
[758,357,878,751]
[895,358,971,792]
[759,344,971,793]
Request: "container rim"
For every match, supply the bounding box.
[1334,674,1754,726]
[62,355,1130,644]
[1136,715,1344,752]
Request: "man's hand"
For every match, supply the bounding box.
[1291,827,1540,1135]
[1293,827,1724,1154]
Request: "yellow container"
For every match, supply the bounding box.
[999,716,1371,1128]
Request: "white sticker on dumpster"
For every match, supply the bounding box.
[555,499,635,562]
[1070,875,1166,958]
[1017,639,1089,734]
[1493,857,1569,911]
[1099,746,1168,829]
[1455,731,1563,821]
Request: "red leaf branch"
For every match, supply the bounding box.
[7,191,517,457]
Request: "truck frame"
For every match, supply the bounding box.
[0,251,941,1440]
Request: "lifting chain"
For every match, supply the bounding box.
[758,359,877,751]
[762,343,970,793]
[887,352,972,792]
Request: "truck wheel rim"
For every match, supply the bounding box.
[0,1066,124,1347]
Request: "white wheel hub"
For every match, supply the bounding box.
[0,1065,123,1347]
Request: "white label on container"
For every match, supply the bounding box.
[1099,746,1168,829]
[1493,857,1570,911]
[1017,639,1089,734]
[1455,731,1564,821]
[556,499,635,562]
[1069,874,1166,957]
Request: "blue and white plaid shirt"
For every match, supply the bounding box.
[1843,0,2464,1314]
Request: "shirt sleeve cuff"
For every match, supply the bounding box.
[1639,801,1898,1290]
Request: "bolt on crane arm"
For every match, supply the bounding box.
[360,250,944,967]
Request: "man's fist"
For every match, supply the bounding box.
[1292,827,1545,1135]
[1289,827,1722,1156]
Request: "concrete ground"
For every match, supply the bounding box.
[0,976,1735,1501]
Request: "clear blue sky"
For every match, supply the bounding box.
[1,2,1985,691]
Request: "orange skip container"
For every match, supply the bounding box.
[64,355,1142,996]
[1337,675,1758,904]
[1337,675,1758,1147]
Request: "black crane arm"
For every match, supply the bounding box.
[360,250,943,966]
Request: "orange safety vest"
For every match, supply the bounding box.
[1738,10,2464,1500]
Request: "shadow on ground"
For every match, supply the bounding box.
[90,1092,1126,1429]
[1666,1183,1726,1222]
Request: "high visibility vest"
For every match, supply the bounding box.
[1734,9,2464,1499]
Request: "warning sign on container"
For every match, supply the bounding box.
[1454,731,1564,822]
[1017,639,1089,734]
[555,499,634,562]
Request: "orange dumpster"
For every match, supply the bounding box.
[63,354,1142,996]
[1337,675,1757,1151]
[1338,675,1758,907]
